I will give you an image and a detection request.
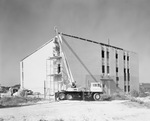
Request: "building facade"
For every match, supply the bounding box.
[20,34,139,96]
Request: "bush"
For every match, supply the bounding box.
[0,96,42,107]
[100,92,128,101]
[101,94,112,101]
[139,86,150,97]
[0,118,4,121]
[111,92,128,100]
[130,90,139,97]
[139,92,148,97]
[0,97,27,106]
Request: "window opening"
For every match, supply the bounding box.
[107,51,109,59]
[107,66,109,74]
[128,85,130,92]
[127,56,129,61]
[116,67,118,72]
[124,85,126,92]
[102,65,105,73]
[124,68,126,81]
[116,53,118,59]
[102,50,105,58]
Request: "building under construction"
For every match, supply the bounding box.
[20,32,139,100]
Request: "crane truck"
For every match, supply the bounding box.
[50,31,105,101]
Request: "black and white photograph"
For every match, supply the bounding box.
[0,0,150,121]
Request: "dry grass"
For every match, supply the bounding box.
[129,97,150,108]
[101,91,150,109]
[39,119,64,121]
[130,97,144,104]
[0,118,4,121]
[100,92,128,101]
[0,96,42,107]
[111,92,128,100]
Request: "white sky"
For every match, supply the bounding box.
[0,0,150,86]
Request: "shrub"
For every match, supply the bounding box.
[0,96,42,107]
[0,118,4,121]
[130,97,144,104]
[139,86,149,97]
[100,92,129,101]
[0,97,27,106]
[130,90,139,97]
[101,94,112,101]
[139,92,148,97]
[111,92,128,100]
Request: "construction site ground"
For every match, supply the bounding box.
[0,99,150,121]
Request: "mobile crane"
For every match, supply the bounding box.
[50,30,105,101]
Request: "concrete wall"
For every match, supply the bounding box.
[61,35,139,94]
[20,39,54,94]
[21,35,139,95]
[61,36,101,88]
[129,52,139,92]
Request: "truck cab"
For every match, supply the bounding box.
[90,82,103,92]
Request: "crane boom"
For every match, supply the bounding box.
[57,35,75,87]
[53,30,105,101]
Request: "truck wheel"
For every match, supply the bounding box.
[66,94,73,100]
[59,93,65,100]
[93,93,101,101]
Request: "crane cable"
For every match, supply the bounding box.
[58,32,123,51]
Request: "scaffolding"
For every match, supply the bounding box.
[45,56,62,100]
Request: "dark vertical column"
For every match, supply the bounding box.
[101,46,105,75]
[106,47,109,75]
[127,53,130,92]
[101,46,106,93]
[123,52,127,92]
[106,47,110,95]
[116,50,119,87]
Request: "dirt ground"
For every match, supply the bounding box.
[0,100,150,121]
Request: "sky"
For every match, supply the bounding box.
[0,0,150,86]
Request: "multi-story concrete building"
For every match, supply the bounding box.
[20,33,139,97]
